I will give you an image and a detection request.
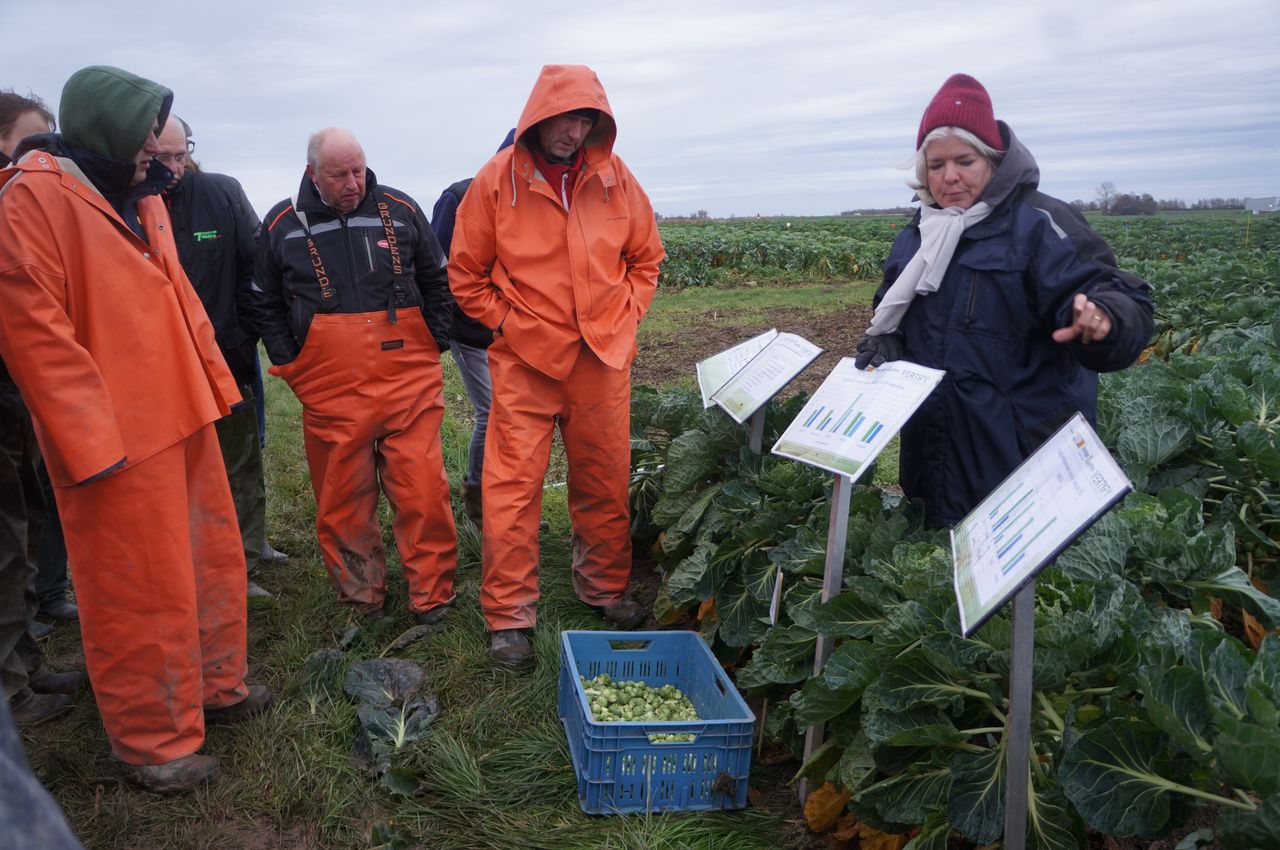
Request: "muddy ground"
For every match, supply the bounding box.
[633,301,875,399]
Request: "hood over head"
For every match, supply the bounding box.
[977,122,1037,209]
[515,65,616,160]
[59,66,172,164]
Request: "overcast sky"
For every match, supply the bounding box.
[6,0,1278,217]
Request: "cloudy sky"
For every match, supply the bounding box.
[7,0,1278,217]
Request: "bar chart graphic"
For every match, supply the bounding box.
[951,413,1132,636]
[773,359,944,479]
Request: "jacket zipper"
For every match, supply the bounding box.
[962,270,979,329]
[339,218,363,313]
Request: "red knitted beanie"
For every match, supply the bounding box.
[916,73,1003,152]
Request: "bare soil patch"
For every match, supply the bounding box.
[634,302,874,398]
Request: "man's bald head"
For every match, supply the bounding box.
[156,114,191,188]
[305,127,366,214]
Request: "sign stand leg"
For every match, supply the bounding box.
[1002,579,1035,850]
[748,408,766,454]
[798,473,852,805]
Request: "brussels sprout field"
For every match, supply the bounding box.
[636,211,1280,848]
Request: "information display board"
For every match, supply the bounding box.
[710,333,822,423]
[772,358,943,480]
[696,329,778,408]
[951,412,1132,636]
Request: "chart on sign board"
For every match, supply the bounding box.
[951,412,1132,636]
[772,358,944,479]
[696,329,779,408]
[710,332,821,423]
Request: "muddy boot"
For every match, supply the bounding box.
[261,541,289,565]
[489,629,532,669]
[204,685,274,726]
[29,668,84,695]
[414,601,452,627]
[596,599,646,630]
[122,753,219,795]
[10,691,73,727]
[461,480,482,528]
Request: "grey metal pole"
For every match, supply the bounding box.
[1003,579,1036,850]
[798,473,852,804]
[749,408,766,454]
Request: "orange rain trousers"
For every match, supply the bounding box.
[481,339,632,630]
[56,423,248,765]
[270,311,457,616]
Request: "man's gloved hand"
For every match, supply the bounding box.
[854,334,903,370]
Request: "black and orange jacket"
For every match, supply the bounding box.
[252,170,452,365]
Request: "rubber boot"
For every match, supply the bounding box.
[122,753,219,795]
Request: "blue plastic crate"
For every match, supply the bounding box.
[558,630,755,814]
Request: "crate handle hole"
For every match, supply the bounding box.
[607,640,652,651]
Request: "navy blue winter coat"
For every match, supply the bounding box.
[875,123,1154,527]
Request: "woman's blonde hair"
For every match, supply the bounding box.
[908,126,1003,206]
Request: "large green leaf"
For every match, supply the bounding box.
[661,429,716,494]
[741,624,817,685]
[1238,421,1280,479]
[822,639,880,693]
[802,585,887,638]
[1214,716,1280,795]
[1184,564,1280,630]
[947,745,1005,844]
[1116,399,1194,473]
[1054,512,1131,582]
[715,576,770,647]
[853,757,952,829]
[1059,718,1192,838]
[1189,631,1252,723]
[790,675,862,727]
[875,600,936,652]
[1246,634,1280,726]
[902,809,950,850]
[664,537,717,604]
[876,647,983,714]
[1215,793,1280,850]
[1026,775,1088,850]
[1141,666,1212,755]
[838,729,876,792]
[768,525,828,576]
[863,703,964,748]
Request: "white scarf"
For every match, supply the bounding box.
[865,201,992,336]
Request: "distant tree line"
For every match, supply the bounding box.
[1065,182,1246,215]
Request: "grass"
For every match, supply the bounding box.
[640,279,878,337]
[24,346,813,850]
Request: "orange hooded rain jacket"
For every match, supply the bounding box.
[0,153,241,485]
[449,64,665,381]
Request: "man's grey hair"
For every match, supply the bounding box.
[307,127,361,168]
[908,126,1004,206]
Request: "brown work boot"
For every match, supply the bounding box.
[461,480,482,528]
[10,691,73,727]
[204,685,274,726]
[489,629,532,669]
[29,668,84,695]
[122,753,219,795]
[597,599,647,630]
[414,601,452,626]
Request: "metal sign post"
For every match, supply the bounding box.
[798,472,852,804]
[1002,579,1036,850]
[748,408,766,455]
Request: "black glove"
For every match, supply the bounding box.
[854,334,903,370]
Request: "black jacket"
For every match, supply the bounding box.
[164,169,261,385]
[876,123,1155,527]
[252,169,451,365]
[430,178,493,349]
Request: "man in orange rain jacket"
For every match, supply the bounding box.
[450,65,665,668]
[0,66,270,794]
[251,129,458,625]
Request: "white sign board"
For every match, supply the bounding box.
[951,412,1132,636]
[696,329,778,408]
[710,332,822,423]
[772,359,944,480]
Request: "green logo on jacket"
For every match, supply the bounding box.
[194,230,220,242]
